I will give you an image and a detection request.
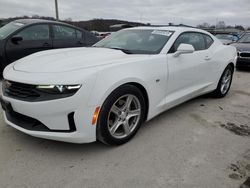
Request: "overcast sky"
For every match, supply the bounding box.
[0,0,250,27]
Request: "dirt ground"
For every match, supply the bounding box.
[0,70,249,188]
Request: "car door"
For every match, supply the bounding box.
[165,32,213,103]
[6,24,52,63]
[52,24,85,48]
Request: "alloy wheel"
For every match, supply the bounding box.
[107,94,141,139]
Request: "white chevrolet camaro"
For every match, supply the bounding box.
[1,26,237,145]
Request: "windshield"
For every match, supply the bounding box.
[93,29,174,54]
[238,33,250,43]
[216,34,234,40]
[0,22,24,40]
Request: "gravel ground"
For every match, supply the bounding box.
[0,70,249,188]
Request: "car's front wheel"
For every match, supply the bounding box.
[212,65,234,98]
[97,85,146,145]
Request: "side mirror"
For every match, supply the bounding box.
[11,35,23,44]
[173,44,195,57]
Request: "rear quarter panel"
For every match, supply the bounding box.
[211,41,237,83]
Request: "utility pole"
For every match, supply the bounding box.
[55,0,59,20]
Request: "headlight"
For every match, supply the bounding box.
[36,84,81,94]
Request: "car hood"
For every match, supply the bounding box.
[219,39,232,45]
[231,43,250,52]
[13,47,147,73]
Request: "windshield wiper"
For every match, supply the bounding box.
[108,47,134,54]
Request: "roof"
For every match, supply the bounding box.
[13,19,61,25]
[11,19,84,31]
[127,25,209,34]
[12,19,78,28]
[110,24,134,28]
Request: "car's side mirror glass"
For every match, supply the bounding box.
[11,35,23,44]
[173,43,195,57]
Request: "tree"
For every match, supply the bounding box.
[235,25,245,31]
[216,21,226,29]
[210,25,216,29]
[198,22,210,28]
[32,15,39,19]
[0,20,3,27]
[65,18,72,22]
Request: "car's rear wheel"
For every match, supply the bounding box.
[97,85,146,145]
[212,65,234,98]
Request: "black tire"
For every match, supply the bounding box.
[211,65,234,98]
[97,84,146,145]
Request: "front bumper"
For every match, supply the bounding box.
[236,57,250,68]
[0,89,98,143]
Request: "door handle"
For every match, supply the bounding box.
[77,41,83,45]
[204,56,211,61]
[43,42,51,47]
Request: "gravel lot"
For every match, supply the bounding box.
[0,70,249,188]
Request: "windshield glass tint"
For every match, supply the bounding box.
[216,34,234,40]
[94,29,174,54]
[238,33,250,43]
[0,22,24,40]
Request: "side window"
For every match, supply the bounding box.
[204,34,214,49]
[85,32,98,45]
[76,30,83,39]
[171,32,206,52]
[53,25,76,40]
[17,24,49,40]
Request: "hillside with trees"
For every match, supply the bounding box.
[0,16,146,31]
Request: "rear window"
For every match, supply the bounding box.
[204,34,214,48]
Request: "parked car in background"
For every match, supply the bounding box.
[215,34,239,45]
[231,32,250,69]
[1,26,236,145]
[0,19,99,72]
[91,31,112,40]
[98,32,112,39]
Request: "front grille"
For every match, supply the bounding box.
[3,80,40,100]
[2,80,77,102]
[239,52,250,58]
